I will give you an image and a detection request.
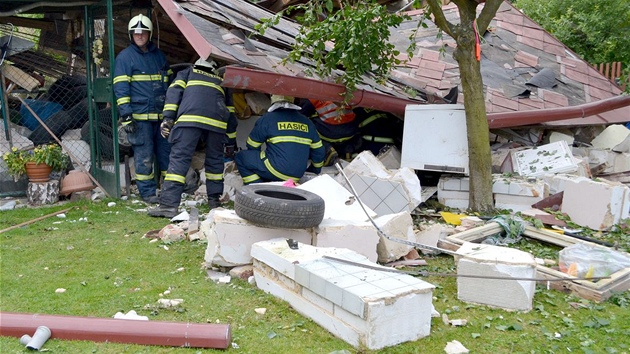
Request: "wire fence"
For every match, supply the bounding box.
[1,17,119,197]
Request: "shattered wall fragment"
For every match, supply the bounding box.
[252,238,435,350]
[455,242,537,311]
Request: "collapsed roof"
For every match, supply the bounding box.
[153,0,630,127]
[1,0,628,127]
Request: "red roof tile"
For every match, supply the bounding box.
[419,60,447,72]
[415,67,445,81]
[159,0,629,127]
[490,91,520,110]
[518,35,545,51]
[497,21,524,36]
[563,67,589,85]
[540,89,569,106]
[514,50,539,67]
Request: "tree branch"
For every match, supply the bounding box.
[477,0,503,33]
[426,0,455,37]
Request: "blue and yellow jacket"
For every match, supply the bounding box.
[162,67,237,145]
[113,42,172,121]
[247,108,325,178]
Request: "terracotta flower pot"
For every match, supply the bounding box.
[25,162,53,182]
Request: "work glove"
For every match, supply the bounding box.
[160,118,174,138]
[223,144,235,161]
[118,114,136,134]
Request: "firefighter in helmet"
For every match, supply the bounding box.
[113,13,173,203]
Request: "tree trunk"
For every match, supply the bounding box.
[452,3,495,213]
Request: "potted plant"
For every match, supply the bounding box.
[3,144,69,182]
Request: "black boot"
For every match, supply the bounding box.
[148,204,178,218]
[208,193,221,210]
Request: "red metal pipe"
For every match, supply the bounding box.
[223,66,630,127]
[0,312,231,349]
[487,95,630,128]
[222,66,421,117]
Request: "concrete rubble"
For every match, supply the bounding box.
[438,124,630,231]
[455,242,537,311]
[251,238,435,350]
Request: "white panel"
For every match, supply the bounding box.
[401,104,469,174]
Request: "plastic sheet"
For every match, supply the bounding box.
[559,243,630,278]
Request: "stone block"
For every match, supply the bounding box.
[202,209,312,267]
[314,219,380,262]
[456,242,537,311]
[511,141,578,177]
[560,177,630,231]
[492,177,547,198]
[494,194,544,212]
[547,130,575,146]
[437,189,469,210]
[612,152,630,173]
[336,151,422,215]
[374,212,415,263]
[376,145,401,170]
[541,173,577,195]
[591,124,630,153]
[26,180,59,205]
[415,223,449,255]
[252,239,435,350]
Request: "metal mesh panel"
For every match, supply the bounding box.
[1,14,120,197]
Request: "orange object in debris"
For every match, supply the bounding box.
[567,263,579,277]
[475,42,481,61]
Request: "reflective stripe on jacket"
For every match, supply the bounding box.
[163,67,237,145]
[113,41,172,120]
[309,99,356,125]
[246,108,325,177]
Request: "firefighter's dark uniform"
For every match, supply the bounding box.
[235,106,325,184]
[354,107,403,156]
[113,40,172,201]
[158,66,237,208]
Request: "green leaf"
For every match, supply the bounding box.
[507,324,523,331]
[471,333,481,338]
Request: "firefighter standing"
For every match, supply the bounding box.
[113,14,172,203]
[148,59,237,218]
[235,95,325,184]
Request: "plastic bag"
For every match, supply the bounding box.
[559,243,630,278]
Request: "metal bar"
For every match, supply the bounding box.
[322,255,611,282]
[108,0,121,197]
[0,207,73,234]
[333,162,460,256]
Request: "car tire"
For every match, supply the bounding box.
[234,184,325,229]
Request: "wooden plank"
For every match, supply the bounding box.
[0,207,73,234]
[2,16,56,31]
[1,64,39,92]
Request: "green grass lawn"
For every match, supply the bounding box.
[1,198,629,353]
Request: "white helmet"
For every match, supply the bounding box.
[128,14,153,40]
[194,58,218,72]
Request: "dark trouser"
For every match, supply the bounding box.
[234,149,279,184]
[127,120,171,200]
[159,127,225,207]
